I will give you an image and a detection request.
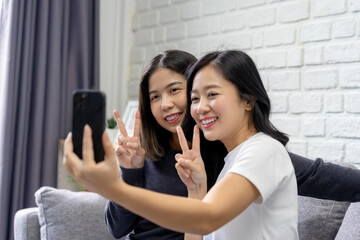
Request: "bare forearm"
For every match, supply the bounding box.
[100,172,258,236]
[186,179,207,238]
[106,180,216,235]
[186,186,206,239]
[185,233,203,240]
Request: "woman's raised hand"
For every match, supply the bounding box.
[175,125,207,199]
[113,110,145,169]
[63,125,123,197]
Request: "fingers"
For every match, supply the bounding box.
[192,125,200,152]
[82,125,95,165]
[116,134,131,157]
[63,132,83,177]
[176,157,199,173]
[132,110,141,138]
[63,132,75,175]
[113,110,128,137]
[115,141,144,157]
[175,153,182,161]
[117,133,128,145]
[102,131,116,163]
[115,145,130,157]
[175,163,190,179]
[176,126,189,153]
[126,141,145,154]
[64,132,74,153]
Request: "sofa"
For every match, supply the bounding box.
[14,187,124,240]
[14,184,360,240]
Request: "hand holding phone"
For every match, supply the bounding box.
[72,90,106,162]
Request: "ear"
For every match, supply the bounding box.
[245,96,257,111]
[245,102,253,111]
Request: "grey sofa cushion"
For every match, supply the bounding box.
[35,186,116,240]
[335,202,360,240]
[14,207,41,240]
[298,196,350,240]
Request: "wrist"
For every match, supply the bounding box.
[105,178,126,202]
[188,183,207,200]
[132,162,144,168]
[132,156,145,168]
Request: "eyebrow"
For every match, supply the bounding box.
[149,81,184,95]
[190,84,221,95]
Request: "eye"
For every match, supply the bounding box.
[150,95,160,101]
[190,96,199,102]
[208,92,218,98]
[170,88,180,94]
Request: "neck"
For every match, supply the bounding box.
[223,124,257,152]
[169,132,181,150]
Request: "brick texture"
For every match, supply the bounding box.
[129,0,360,164]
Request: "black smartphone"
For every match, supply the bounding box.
[72,90,106,163]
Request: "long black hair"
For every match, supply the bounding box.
[139,50,197,161]
[182,50,289,188]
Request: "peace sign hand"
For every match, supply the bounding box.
[113,110,145,169]
[175,125,207,199]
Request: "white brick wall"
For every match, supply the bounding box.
[324,93,343,113]
[129,0,360,166]
[303,68,337,89]
[278,1,310,23]
[300,21,332,43]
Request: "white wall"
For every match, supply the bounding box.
[114,0,360,165]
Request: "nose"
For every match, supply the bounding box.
[196,98,210,114]
[161,95,174,111]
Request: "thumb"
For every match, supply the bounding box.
[177,158,199,173]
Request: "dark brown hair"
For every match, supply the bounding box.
[139,50,197,161]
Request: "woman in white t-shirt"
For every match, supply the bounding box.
[63,50,299,239]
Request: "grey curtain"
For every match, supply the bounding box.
[0,0,99,239]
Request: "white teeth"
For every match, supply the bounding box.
[202,117,217,125]
[166,113,181,121]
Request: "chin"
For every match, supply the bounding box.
[169,127,178,134]
[203,132,218,142]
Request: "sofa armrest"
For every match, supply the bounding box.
[14,207,40,240]
[335,202,360,240]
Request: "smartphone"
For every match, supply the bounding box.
[72,90,106,163]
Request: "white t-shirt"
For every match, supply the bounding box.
[204,133,299,240]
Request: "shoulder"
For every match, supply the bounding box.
[248,133,284,148]
[225,133,291,174]
[225,133,295,202]
[236,133,288,160]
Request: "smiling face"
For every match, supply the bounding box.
[190,65,254,151]
[149,68,187,135]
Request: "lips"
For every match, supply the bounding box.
[164,112,182,124]
[200,117,217,128]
